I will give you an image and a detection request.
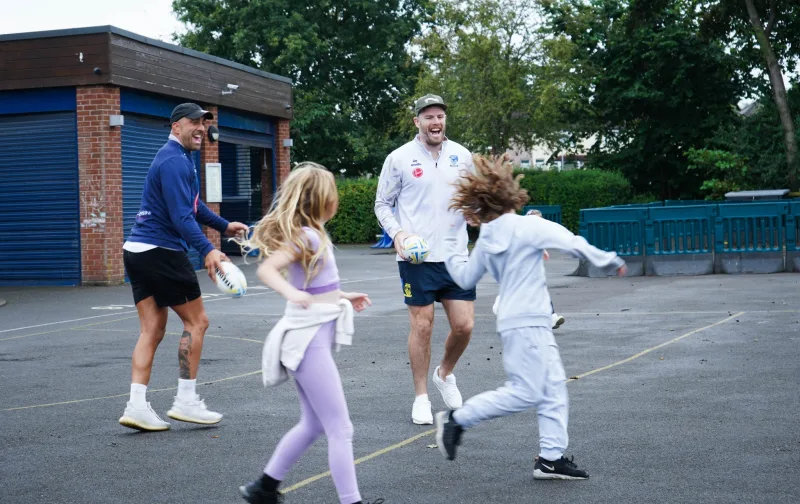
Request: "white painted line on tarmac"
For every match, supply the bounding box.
[0,275,399,335]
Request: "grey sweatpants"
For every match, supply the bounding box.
[452,326,569,461]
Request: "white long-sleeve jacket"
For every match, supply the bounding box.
[374,136,473,262]
[262,299,354,387]
[445,213,625,333]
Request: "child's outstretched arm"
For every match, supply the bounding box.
[526,217,627,275]
[256,249,313,308]
[340,291,372,312]
[443,233,487,290]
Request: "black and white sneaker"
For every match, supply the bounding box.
[435,410,464,461]
[533,455,589,480]
[239,480,283,503]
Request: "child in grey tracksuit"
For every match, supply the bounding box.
[435,159,626,480]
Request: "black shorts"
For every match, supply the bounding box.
[398,261,476,306]
[123,248,202,308]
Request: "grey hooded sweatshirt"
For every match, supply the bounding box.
[444,212,625,333]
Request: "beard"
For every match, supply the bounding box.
[423,128,445,146]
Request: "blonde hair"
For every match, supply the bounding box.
[449,154,529,223]
[240,162,338,285]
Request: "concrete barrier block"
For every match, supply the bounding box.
[714,251,784,274]
[572,256,644,277]
[645,253,714,276]
[784,251,800,272]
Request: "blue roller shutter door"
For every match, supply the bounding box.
[218,127,271,255]
[0,112,80,286]
[121,115,203,270]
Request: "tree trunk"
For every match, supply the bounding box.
[744,0,799,191]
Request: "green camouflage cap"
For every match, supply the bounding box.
[414,94,448,115]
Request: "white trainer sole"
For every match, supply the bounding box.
[118,415,170,432]
[166,410,222,425]
[533,469,588,480]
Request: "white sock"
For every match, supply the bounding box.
[130,383,147,408]
[178,379,196,401]
[415,394,429,403]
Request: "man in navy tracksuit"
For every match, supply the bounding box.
[118,103,248,432]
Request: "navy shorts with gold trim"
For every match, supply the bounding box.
[397,261,476,306]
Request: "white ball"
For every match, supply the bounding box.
[402,235,430,264]
[215,262,247,297]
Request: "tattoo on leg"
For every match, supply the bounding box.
[178,330,192,379]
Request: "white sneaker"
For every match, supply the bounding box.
[432,366,463,409]
[412,397,433,425]
[119,401,170,431]
[552,313,565,330]
[167,394,223,425]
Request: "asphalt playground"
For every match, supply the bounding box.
[1,246,798,504]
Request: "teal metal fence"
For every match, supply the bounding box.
[579,208,647,256]
[521,205,562,224]
[647,205,716,256]
[787,201,800,252]
[579,201,794,262]
[714,202,788,253]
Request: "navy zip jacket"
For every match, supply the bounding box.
[127,138,228,258]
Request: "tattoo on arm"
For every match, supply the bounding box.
[178,330,192,379]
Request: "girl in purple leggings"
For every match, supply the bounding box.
[237,163,381,504]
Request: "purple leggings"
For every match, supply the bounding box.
[264,321,361,504]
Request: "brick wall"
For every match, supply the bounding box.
[199,105,222,250]
[77,86,123,285]
[276,119,291,187]
[261,148,274,215]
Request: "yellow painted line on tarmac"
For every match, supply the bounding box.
[3,370,263,412]
[280,311,744,495]
[280,429,436,494]
[567,312,745,382]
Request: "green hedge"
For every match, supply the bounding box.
[327,178,381,244]
[515,169,635,233]
[328,169,638,243]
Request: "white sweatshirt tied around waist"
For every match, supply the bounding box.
[262,299,354,387]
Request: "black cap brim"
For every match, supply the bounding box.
[184,109,214,120]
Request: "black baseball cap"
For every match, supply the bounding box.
[170,103,214,123]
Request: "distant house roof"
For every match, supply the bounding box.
[737,101,762,118]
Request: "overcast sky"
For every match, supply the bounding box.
[1,0,185,42]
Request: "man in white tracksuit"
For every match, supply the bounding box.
[374,94,475,425]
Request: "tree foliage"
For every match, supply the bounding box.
[541,0,744,199]
[697,0,800,190]
[706,84,800,189]
[402,0,564,154]
[172,0,433,175]
[685,148,751,199]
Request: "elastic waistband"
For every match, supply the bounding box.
[496,314,552,333]
[302,282,340,295]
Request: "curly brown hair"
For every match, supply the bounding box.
[449,153,529,224]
